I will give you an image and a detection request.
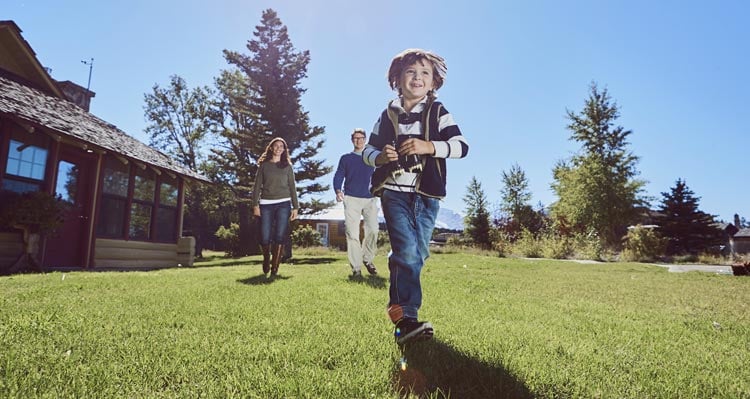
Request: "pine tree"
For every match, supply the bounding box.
[551,82,646,248]
[463,177,492,248]
[657,178,722,255]
[499,163,544,236]
[209,9,332,255]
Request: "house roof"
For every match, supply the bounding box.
[735,228,750,238]
[299,202,385,222]
[0,21,63,97]
[0,74,208,182]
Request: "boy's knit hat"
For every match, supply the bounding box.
[387,48,447,91]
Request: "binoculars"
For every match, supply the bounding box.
[389,135,423,179]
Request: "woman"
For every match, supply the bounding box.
[252,138,299,276]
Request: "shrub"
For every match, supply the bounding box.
[291,225,322,248]
[0,190,67,234]
[215,223,242,257]
[541,233,572,259]
[377,230,390,248]
[620,225,666,262]
[571,231,604,261]
[512,229,542,258]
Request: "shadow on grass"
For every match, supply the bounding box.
[347,274,387,289]
[286,257,338,265]
[392,339,532,399]
[237,274,291,285]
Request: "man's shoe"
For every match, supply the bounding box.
[364,261,378,275]
[394,318,433,345]
[352,270,362,277]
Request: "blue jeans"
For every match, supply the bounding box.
[381,190,440,320]
[259,201,292,245]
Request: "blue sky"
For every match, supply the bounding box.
[4,0,748,222]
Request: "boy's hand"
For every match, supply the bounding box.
[398,138,435,156]
[375,144,399,166]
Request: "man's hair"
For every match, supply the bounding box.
[351,128,366,140]
[387,48,447,93]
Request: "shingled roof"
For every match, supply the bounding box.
[0,75,208,182]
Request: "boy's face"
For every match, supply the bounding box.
[399,59,434,103]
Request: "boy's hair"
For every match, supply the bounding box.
[351,128,366,139]
[387,48,447,93]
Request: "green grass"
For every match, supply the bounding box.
[1,250,749,398]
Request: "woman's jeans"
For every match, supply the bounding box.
[381,190,440,320]
[259,201,292,245]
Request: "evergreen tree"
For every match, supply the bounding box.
[463,176,492,248]
[498,163,544,236]
[209,9,332,255]
[550,82,646,248]
[656,178,722,255]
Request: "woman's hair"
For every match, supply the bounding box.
[258,137,291,168]
[387,48,447,97]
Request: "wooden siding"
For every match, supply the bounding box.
[94,236,195,269]
[0,231,22,266]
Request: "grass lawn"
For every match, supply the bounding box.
[1,249,749,398]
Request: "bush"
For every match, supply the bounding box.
[0,190,67,234]
[571,231,604,261]
[215,223,242,257]
[377,230,390,248]
[291,225,322,248]
[541,233,572,259]
[620,225,666,262]
[511,229,542,258]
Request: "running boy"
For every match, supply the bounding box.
[362,49,469,344]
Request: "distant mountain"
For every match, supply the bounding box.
[435,207,464,231]
[375,206,464,231]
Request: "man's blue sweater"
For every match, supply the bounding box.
[333,151,374,199]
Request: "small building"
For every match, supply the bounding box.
[297,202,384,250]
[732,228,750,255]
[0,20,208,271]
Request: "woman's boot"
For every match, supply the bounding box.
[261,244,271,275]
[271,244,283,276]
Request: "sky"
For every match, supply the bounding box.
[4,0,748,223]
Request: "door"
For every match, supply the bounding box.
[44,149,94,267]
[316,223,329,247]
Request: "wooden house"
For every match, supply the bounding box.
[298,204,348,249]
[731,228,750,255]
[0,20,208,271]
[297,202,385,250]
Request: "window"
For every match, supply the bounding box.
[55,160,79,205]
[155,180,178,242]
[3,139,48,193]
[96,157,129,238]
[94,155,181,243]
[129,168,155,240]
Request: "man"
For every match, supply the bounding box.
[333,128,379,277]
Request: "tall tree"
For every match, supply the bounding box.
[463,177,492,248]
[210,9,332,255]
[656,178,722,255]
[498,163,544,236]
[143,75,222,256]
[143,75,212,170]
[550,82,646,247]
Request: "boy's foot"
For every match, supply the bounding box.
[364,261,378,275]
[394,318,433,345]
